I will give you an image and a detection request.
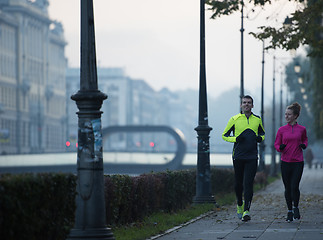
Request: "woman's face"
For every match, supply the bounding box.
[285,109,297,124]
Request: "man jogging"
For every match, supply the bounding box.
[222,95,265,221]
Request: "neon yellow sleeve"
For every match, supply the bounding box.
[222,117,237,143]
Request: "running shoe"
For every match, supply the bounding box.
[237,201,245,219]
[293,207,300,220]
[242,210,251,222]
[286,211,293,222]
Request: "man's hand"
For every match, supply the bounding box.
[256,136,262,143]
[279,144,286,150]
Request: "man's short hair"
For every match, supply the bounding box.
[242,95,253,104]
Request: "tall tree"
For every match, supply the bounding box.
[206,0,323,56]
[206,0,323,139]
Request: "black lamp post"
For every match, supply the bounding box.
[66,0,114,239]
[258,40,265,171]
[280,69,284,127]
[193,0,215,204]
[270,56,277,177]
[240,0,245,108]
[283,15,292,108]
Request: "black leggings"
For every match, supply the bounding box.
[233,159,258,211]
[281,161,304,210]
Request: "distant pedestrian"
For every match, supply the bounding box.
[274,102,308,222]
[305,147,314,169]
[222,95,265,222]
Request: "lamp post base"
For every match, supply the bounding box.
[66,228,115,240]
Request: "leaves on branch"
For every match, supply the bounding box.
[206,0,323,57]
[206,0,272,19]
[206,0,241,18]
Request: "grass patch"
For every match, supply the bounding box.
[215,192,236,206]
[112,203,214,240]
[112,192,235,240]
[267,174,280,184]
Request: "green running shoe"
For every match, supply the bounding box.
[237,201,244,219]
[242,210,251,222]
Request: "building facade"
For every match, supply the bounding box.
[66,67,196,153]
[66,67,134,151]
[0,0,67,154]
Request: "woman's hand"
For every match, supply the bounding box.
[279,144,286,150]
[299,144,306,150]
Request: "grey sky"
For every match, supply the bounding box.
[48,0,305,100]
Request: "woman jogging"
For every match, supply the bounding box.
[274,102,308,222]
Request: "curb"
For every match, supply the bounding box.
[147,210,215,240]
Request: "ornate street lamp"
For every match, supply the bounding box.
[66,0,114,239]
[193,0,215,204]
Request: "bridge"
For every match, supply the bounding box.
[101,125,187,174]
[0,125,189,175]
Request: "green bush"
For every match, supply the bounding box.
[211,168,235,194]
[0,173,77,240]
[104,173,166,225]
[104,168,234,226]
[0,167,234,239]
[157,169,196,212]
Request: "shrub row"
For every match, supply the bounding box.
[0,167,234,239]
[104,169,196,225]
[0,173,77,240]
[104,168,234,225]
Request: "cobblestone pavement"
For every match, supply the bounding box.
[152,168,323,240]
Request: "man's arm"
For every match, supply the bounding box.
[222,117,236,143]
[257,120,265,142]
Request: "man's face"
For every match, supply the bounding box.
[241,98,253,113]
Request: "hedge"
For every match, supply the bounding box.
[0,167,234,239]
[0,173,77,240]
[103,168,234,226]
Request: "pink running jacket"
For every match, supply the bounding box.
[274,123,308,163]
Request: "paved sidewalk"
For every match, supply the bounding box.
[152,168,323,240]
